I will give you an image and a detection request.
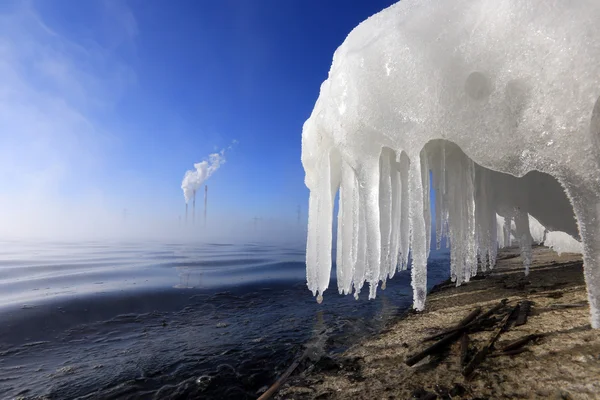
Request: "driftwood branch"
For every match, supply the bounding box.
[515,300,531,326]
[406,326,463,366]
[491,347,529,357]
[406,301,512,367]
[501,334,544,352]
[257,353,305,400]
[422,307,481,342]
[463,304,519,377]
[549,302,587,309]
[406,307,484,366]
[460,332,470,367]
[423,299,507,342]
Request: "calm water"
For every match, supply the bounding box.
[0,239,450,399]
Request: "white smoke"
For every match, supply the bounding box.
[181,142,236,203]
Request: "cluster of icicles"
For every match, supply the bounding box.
[307,141,552,311]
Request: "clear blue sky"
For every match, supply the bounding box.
[0,0,397,233]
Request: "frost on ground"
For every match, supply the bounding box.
[301,0,600,327]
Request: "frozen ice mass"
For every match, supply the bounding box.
[302,0,600,327]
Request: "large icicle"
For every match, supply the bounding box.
[356,158,382,300]
[353,199,367,299]
[474,166,497,271]
[503,217,513,248]
[514,209,533,276]
[398,153,410,271]
[430,142,446,250]
[336,161,358,295]
[443,144,478,286]
[388,153,402,280]
[409,153,428,311]
[421,151,432,260]
[306,150,341,302]
[379,148,394,285]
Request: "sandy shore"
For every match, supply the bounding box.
[277,246,600,399]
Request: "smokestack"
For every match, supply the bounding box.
[192,189,196,224]
[204,185,208,228]
[185,203,188,224]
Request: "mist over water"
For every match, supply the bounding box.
[0,239,450,399]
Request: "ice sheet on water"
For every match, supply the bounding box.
[302,0,600,327]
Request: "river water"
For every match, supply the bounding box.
[0,239,450,399]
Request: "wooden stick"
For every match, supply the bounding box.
[422,307,482,342]
[502,348,529,357]
[515,301,531,326]
[257,354,305,400]
[406,327,463,366]
[408,301,508,367]
[460,332,470,367]
[463,304,518,377]
[491,347,529,357]
[501,334,543,352]
[549,302,587,309]
[424,300,507,342]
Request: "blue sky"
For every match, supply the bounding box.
[0,0,396,237]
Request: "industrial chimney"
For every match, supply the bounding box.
[204,185,208,228]
[192,189,196,225]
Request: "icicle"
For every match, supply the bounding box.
[515,209,533,275]
[306,192,319,294]
[336,161,358,295]
[355,157,382,300]
[398,152,410,270]
[465,158,477,280]
[441,142,449,249]
[503,216,512,247]
[409,153,428,311]
[420,150,431,259]
[474,166,497,272]
[431,145,445,250]
[379,148,393,283]
[306,150,341,298]
[488,213,498,269]
[353,201,367,299]
[388,151,402,279]
[497,214,505,249]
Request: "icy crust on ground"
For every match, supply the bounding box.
[302,0,600,327]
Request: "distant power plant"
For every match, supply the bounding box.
[181,143,236,230]
[204,185,208,227]
[192,189,196,224]
[182,185,208,229]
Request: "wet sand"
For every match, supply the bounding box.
[278,246,600,399]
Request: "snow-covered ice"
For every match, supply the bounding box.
[302,0,600,327]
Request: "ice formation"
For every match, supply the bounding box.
[302,0,600,327]
[545,231,583,256]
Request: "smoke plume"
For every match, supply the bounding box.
[181,142,235,203]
